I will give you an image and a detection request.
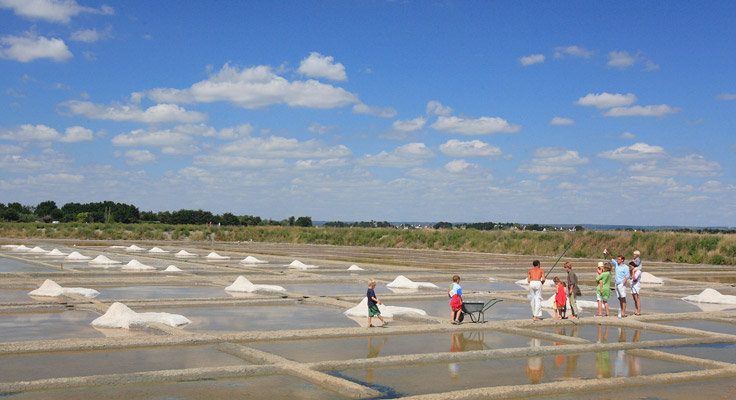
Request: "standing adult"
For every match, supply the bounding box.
[527,260,545,321]
[564,262,582,319]
[629,261,642,315]
[604,249,629,318]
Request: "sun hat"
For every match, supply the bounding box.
[597,261,604,267]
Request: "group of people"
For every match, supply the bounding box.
[527,250,643,320]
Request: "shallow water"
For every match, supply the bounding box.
[538,325,684,343]
[540,378,736,400]
[390,299,529,321]
[0,310,109,342]
[96,285,228,300]
[334,351,701,396]
[0,289,37,302]
[659,343,736,364]
[0,257,50,272]
[657,319,736,336]
[281,283,393,296]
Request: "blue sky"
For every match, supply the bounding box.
[1,1,734,226]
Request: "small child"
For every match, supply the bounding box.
[449,275,463,324]
[366,280,387,327]
[553,277,567,319]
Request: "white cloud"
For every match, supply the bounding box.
[519,54,545,66]
[308,122,335,136]
[124,149,156,166]
[598,142,667,161]
[620,131,636,139]
[603,104,681,117]
[112,128,195,148]
[358,142,435,168]
[147,63,358,109]
[554,45,595,59]
[431,116,521,135]
[550,117,575,126]
[0,124,94,142]
[218,135,352,159]
[391,117,427,132]
[59,126,94,142]
[297,52,347,81]
[426,101,453,116]
[0,33,72,62]
[607,51,638,69]
[60,100,207,123]
[575,92,637,109]
[0,144,22,154]
[517,147,589,179]
[0,0,113,24]
[439,139,503,159]
[0,150,72,172]
[644,60,660,71]
[445,159,473,173]
[295,158,349,170]
[352,103,397,117]
[627,154,721,177]
[717,93,736,101]
[69,26,111,43]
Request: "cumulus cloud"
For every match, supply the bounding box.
[147,63,358,109]
[431,116,521,135]
[391,117,427,133]
[598,142,667,161]
[550,117,575,126]
[69,26,112,43]
[439,139,503,159]
[297,52,347,81]
[0,144,23,154]
[620,132,636,139]
[519,54,545,66]
[607,51,638,69]
[426,101,453,116]
[575,92,637,109]
[308,122,335,136]
[352,103,397,117]
[517,147,589,179]
[218,135,352,159]
[0,0,113,24]
[358,142,435,168]
[554,45,595,59]
[0,33,72,62]
[123,149,156,166]
[603,104,681,117]
[112,128,196,148]
[717,93,736,101]
[444,159,473,173]
[60,100,207,123]
[0,124,94,142]
[626,154,721,177]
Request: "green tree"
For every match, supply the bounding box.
[220,212,240,226]
[433,221,453,229]
[34,200,58,217]
[295,216,312,227]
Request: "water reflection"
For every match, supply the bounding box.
[365,337,387,383]
[526,338,544,383]
[447,332,492,379]
[594,326,642,379]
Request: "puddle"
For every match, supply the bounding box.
[574,295,702,314]
[389,299,528,321]
[0,310,143,342]
[5,375,347,399]
[0,345,247,383]
[96,285,228,300]
[539,326,683,343]
[280,283,393,296]
[250,331,549,362]
[334,351,701,395]
[0,289,39,302]
[0,257,51,272]
[657,320,736,336]
[659,343,736,364]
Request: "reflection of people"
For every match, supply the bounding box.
[527,260,545,321]
[367,337,387,358]
[618,327,627,343]
[614,349,630,377]
[629,261,642,315]
[553,326,566,369]
[596,326,611,378]
[526,338,544,383]
[596,263,612,316]
[449,275,463,325]
[564,262,581,319]
[565,325,579,377]
[366,280,387,327]
[448,333,463,379]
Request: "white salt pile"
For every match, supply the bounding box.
[109,245,127,249]
[682,288,736,305]
[46,249,67,256]
[29,246,48,253]
[122,259,156,270]
[91,302,190,329]
[205,252,230,260]
[347,264,364,271]
[344,297,427,318]
[28,279,99,298]
[175,250,196,257]
[149,247,169,253]
[240,256,267,264]
[163,265,182,272]
[1,244,19,249]
[225,276,285,292]
[386,275,439,289]
[540,294,597,310]
[89,255,121,265]
[65,251,91,260]
[125,245,145,252]
[640,272,664,285]
[289,260,318,269]
[11,245,31,252]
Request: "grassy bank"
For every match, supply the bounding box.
[1,222,735,265]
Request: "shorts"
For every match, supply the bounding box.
[631,285,641,295]
[368,304,381,317]
[596,292,602,301]
[615,283,627,298]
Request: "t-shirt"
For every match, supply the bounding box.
[633,257,642,271]
[555,284,567,306]
[367,288,377,307]
[448,283,462,298]
[596,271,611,299]
[612,259,629,285]
[566,270,582,296]
[631,269,641,290]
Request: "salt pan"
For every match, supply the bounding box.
[89,255,121,265]
[28,279,99,298]
[347,264,364,271]
[240,256,266,264]
[289,260,318,269]
[91,302,190,329]
[149,247,169,253]
[122,259,156,270]
[225,276,285,292]
[65,251,90,260]
[682,288,736,305]
[344,297,427,318]
[205,252,229,260]
[386,275,439,289]
[175,250,196,257]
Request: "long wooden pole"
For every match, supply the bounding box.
[545,242,573,279]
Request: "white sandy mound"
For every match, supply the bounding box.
[540,294,597,311]
[91,302,190,329]
[122,259,156,270]
[29,246,48,253]
[125,245,145,252]
[289,260,318,269]
[640,272,664,285]
[516,279,555,287]
[344,297,427,318]
[205,252,230,260]
[682,288,736,305]
[1,244,19,249]
[89,255,121,265]
[148,247,169,253]
[109,245,127,249]
[175,250,196,257]
[386,275,439,289]
[225,276,285,292]
[348,264,364,271]
[163,265,182,272]
[65,251,90,260]
[240,256,267,264]
[46,248,68,256]
[12,245,31,252]
[28,279,99,298]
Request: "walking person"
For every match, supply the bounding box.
[564,261,581,319]
[527,260,545,321]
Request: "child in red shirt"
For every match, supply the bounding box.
[553,277,567,319]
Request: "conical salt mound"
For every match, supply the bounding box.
[641,272,664,284]
[47,248,67,256]
[241,256,266,264]
[164,265,182,272]
[386,275,439,289]
[289,260,318,269]
[175,250,196,257]
[28,279,99,298]
[12,245,31,252]
[65,251,90,260]
[122,259,156,270]
[348,264,364,271]
[91,302,190,329]
[89,255,121,265]
[29,246,48,253]
[125,245,145,252]
[205,252,229,260]
[225,276,285,292]
[149,247,169,253]
[682,288,736,305]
